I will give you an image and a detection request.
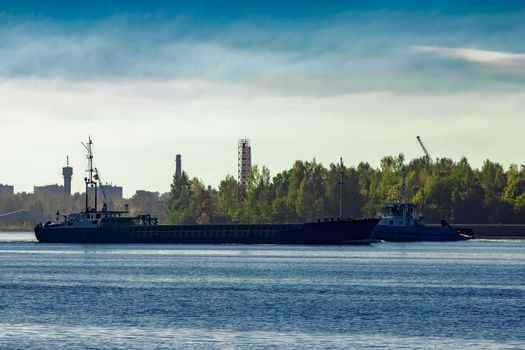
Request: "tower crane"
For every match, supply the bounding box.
[416,136,434,163]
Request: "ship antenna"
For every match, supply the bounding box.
[339,157,344,218]
[81,137,97,212]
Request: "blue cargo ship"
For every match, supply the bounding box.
[35,138,378,245]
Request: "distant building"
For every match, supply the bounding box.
[0,184,14,197]
[87,184,123,201]
[102,184,123,200]
[34,184,64,196]
[34,157,74,196]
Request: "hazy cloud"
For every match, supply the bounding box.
[1,10,525,96]
[414,45,525,75]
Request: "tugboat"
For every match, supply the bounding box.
[35,138,379,245]
[372,170,474,242]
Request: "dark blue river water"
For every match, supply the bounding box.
[1,232,524,349]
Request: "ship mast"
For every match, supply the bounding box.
[81,137,98,212]
[339,157,344,218]
[401,166,407,204]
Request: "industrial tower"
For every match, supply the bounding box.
[238,139,251,202]
[175,154,182,177]
[62,156,73,196]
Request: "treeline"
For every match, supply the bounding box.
[168,155,525,224]
[1,155,524,227]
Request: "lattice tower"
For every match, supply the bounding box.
[238,139,251,202]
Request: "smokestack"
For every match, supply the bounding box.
[175,154,182,177]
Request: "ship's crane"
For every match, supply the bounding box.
[416,136,434,163]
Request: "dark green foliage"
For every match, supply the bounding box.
[165,156,525,224]
[218,175,240,221]
[167,171,193,224]
[500,164,525,222]
[479,160,506,223]
[166,171,223,224]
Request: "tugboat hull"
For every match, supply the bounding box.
[372,225,474,242]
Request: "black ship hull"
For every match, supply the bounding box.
[35,218,379,245]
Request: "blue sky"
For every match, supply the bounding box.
[2,0,524,89]
[1,1,524,195]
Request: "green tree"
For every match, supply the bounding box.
[190,179,219,224]
[479,160,506,222]
[450,157,485,223]
[167,171,193,223]
[295,160,327,221]
[271,197,298,222]
[501,164,525,221]
[218,175,240,222]
[325,163,364,218]
[243,166,274,223]
[356,162,379,216]
[286,160,306,213]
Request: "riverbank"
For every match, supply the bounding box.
[0,223,35,232]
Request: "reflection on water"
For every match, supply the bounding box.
[1,232,524,349]
[0,231,36,242]
[1,323,523,349]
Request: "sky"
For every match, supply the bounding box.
[0,0,524,196]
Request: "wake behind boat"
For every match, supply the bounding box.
[34,138,378,245]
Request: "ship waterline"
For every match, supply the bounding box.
[35,218,379,245]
